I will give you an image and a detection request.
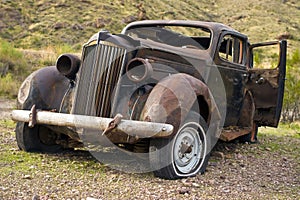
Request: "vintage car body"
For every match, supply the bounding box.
[12,20,287,179]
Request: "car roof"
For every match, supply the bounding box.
[121,20,239,35]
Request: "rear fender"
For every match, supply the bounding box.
[140,73,220,136]
[17,66,70,110]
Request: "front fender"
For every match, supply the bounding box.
[140,73,219,135]
[17,66,70,110]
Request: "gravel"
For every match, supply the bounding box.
[0,98,299,199]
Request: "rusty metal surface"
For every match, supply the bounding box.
[11,110,174,139]
[237,91,255,128]
[102,113,123,135]
[247,69,280,107]
[56,54,81,80]
[28,104,37,128]
[220,126,252,142]
[14,20,287,146]
[18,66,70,111]
[140,73,217,135]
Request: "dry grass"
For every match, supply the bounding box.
[0,0,299,51]
[0,117,299,199]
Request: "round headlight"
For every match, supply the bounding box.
[126,58,153,82]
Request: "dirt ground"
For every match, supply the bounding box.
[0,98,15,120]
[0,98,299,199]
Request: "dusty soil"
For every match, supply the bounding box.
[0,98,15,120]
[0,98,299,199]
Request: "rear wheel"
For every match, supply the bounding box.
[16,122,64,153]
[149,112,211,179]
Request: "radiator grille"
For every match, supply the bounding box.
[73,43,126,117]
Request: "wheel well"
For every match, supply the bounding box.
[191,95,209,123]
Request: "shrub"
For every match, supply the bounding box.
[0,73,19,98]
[0,39,30,98]
[282,50,300,122]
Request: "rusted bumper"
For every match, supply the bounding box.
[11,110,174,139]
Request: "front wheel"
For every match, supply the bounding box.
[16,122,64,153]
[149,112,211,179]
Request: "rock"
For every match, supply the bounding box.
[282,157,288,161]
[32,195,40,200]
[53,22,68,30]
[265,147,272,151]
[23,174,32,180]
[178,188,190,195]
[122,15,137,24]
[72,23,83,30]
[192,183,200,188]
[94,18,112,29]
[213,151,225,160]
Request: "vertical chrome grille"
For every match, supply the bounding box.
[73,43,126,117]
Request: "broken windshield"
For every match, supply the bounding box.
[125,25,212,50]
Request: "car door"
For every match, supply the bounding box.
[214,32,248,127]
[246,40,287,127]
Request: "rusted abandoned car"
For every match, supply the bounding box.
[12,20,287,179]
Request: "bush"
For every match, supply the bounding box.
[0,73,19,98]
[0,39,30,98]
[282,49,300,122]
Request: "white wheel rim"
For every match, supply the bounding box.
[172,122,207,176]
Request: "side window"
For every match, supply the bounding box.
[219,35,245,65]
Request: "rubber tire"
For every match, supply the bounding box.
[16,122,63,153]
[149,112,211,179]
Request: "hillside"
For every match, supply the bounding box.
[0,0,299,51]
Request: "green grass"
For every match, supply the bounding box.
[0,0,299,51]
[0,0,299,100]
[0,120,106,178]
[0,39,31,98]
[0,73,19,98]
[0,119,299,199]
[259,122,300,139]
[0,119,15,129]
[256,124,300,162]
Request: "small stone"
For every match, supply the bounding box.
[192,183,200,188]
[282,157,288,161]
[214,151,225,160]
[23,175,32,179]
[223,188,230,193]
[178,188,190,195]
[265,147,272,151]
[32,195,40,200]
[29,165,36,169]
[236,153,243,159]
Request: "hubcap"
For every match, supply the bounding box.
[173,123,206,174]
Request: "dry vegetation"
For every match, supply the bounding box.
[0,0,299,50]
[0,0,299,95]
[0,0,299,99]
[0,1,300,199]
[0,101,299,199]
